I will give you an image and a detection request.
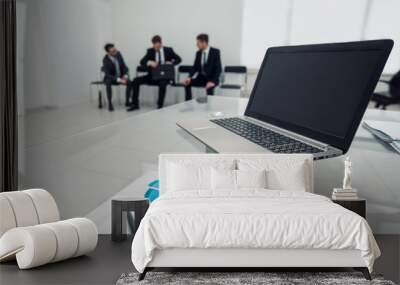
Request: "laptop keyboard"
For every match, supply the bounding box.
[210,117,322,154]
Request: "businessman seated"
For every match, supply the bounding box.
[183,33,222,100]
[128,35,182,111]
[103,43,132,111]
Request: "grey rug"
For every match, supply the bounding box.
[116,272,396,285]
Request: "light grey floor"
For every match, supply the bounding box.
[0,235,398,285]
[18,100,156,220]
[18,95,207,222]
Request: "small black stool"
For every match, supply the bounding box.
[111,198,149,242]
[332,198,366,218]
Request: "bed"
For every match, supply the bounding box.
[131,154,380,281]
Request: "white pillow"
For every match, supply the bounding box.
[267,162,307,191]
[166,159,235,192]
[211,168,236,190]
[211,169,267,191]
[167,162,209,191]
[237,169,267,189]
[237,158,310,192]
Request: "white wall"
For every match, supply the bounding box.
[364,0,400,74]
[290,0,367,45]
[241,0,292,69]
[241,0,400,74]
[111,0,243,71]
[20,0,113,110]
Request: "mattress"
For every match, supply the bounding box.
[131,190,380,273]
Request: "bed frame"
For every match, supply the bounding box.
[139,248,371,280]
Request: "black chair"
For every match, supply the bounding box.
[136,65,148,77]
[173,65,194,87]
[90,66,123,108]
[220,66,247,97]
[371,71,400,109]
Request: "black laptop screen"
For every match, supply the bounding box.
[245,41,392,152]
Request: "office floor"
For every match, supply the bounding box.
[22,100,153,147]
[0,235,398,285]
[19,100,157,220]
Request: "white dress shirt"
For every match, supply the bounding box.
[201,46,210,67]
[154,47,165,64]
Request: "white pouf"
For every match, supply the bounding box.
[0,189,98,269]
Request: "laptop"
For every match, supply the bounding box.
[177,40,393,160]
[152,64,175,81]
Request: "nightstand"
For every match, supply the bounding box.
[111,198,149,242]
[332,198,366,218]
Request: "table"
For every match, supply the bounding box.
[111,198,149,242]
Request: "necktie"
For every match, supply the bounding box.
[201,52,206,74]
[157,51,161,64]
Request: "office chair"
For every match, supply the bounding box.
[90,66,123,108]
[136,65,148,77]
[371,71,400,110]
[89,66,106,108]
[173,65,194,87]
[220,66,247,97]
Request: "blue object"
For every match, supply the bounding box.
[145,188,159,202]
[145,179,160,202]
[148,180,159,188]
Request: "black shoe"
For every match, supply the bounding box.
[157,105,163,109]
[125,101,130,107]
[127,105,139,112]
[108,104,114,112]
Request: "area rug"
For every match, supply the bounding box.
[116,272,396,285]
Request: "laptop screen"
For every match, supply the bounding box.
[245,40,393,152]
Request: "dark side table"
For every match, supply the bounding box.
[332,198,366,218]
[111,198,149,242]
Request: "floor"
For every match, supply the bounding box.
[19,99,156,220]
[0,235,398,285]
[0,235,133,285]
[18,91,210,222]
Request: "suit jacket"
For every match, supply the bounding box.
[189,47,222,84]
[102,52,129,82]
[139,46,182,73]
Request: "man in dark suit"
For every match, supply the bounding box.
[183,34,222,100]
[103,43,132,111]
[128,35,182,111]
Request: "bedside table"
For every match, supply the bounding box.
[332,198,366,218]
[111,198,149,242]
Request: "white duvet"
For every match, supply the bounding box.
[131,190,380,273]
